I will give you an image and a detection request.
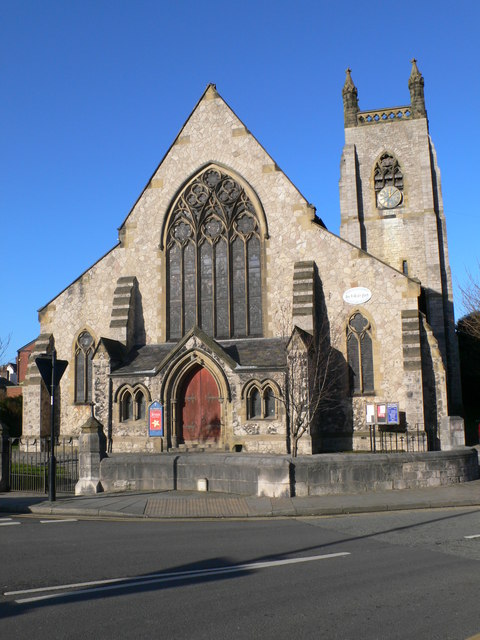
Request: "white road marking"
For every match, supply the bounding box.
[464,534,480,539]
[0,517,13,521]
[7,552,351,604]
[0,521,20,526]
[40,519,77,524]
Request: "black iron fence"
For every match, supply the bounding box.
[8,437,78,494]
[369,424,428,453]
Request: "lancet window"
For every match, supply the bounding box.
[74,330,94,403]
[347,313,374,394]
[166,167,263,339]
[118,386,148,422]
[246,384,276,420]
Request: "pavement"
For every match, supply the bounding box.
[2,479,480,519]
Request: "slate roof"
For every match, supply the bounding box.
[111,337,287,377]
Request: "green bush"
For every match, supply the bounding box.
[0,395,22,437]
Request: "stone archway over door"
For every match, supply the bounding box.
[180,366,221,443]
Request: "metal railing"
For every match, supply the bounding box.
[8,437,78,494]
[369,424,427,453]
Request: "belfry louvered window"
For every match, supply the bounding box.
[347,313,374,394]
[74,331,94,403]
[166,167,263,339]
[374,153,403,192]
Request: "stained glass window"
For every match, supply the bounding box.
[166,167,263,338]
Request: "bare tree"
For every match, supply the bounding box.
[0,334,11,366]
[460,268,480,340]
[275,304,345,456]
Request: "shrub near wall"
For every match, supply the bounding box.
[0,396,22,438]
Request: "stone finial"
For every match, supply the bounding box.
[408,58,427,118]
[342,68,359,128]
[205,83,218,100]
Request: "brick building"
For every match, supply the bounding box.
[22,61,464,453]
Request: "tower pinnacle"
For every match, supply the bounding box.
[408,58,427,118]
[342,68,359,128]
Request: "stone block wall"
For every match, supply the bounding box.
[97,449,479,497]
[30,86,439,451]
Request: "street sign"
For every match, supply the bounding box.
[35,350,69,503]
[35,356,68,393]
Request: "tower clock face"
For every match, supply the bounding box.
[377,186,402,209]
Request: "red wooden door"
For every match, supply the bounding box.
[180,366,221,443]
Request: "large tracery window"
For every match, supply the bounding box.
[74,331,94,404]
[347,313,374,395]
[166,167,263,339]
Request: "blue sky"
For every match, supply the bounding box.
[2,0,479,363]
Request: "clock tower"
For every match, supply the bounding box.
[339,61,462,419]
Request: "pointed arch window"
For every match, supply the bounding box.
[119,387,148,422]
[122,392,133,421]
[347,313,374,394]
[264,386,276,418]
[374,153,403,192]
[249,388,262,419]
[135,390,146,420]
[74,331,94,403]
[166,167,263,339]
[246,383,277,420]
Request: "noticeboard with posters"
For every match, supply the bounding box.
[366,403,375,424]
[376,403,387,424]
[387,403,399,425]
[366,402,400,425]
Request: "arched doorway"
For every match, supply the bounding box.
[179,365,221,444]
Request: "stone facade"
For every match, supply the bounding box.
[23,63,464,454]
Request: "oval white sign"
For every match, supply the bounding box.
[343,287,372,305]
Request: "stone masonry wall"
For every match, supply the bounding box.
[34,86,425,449]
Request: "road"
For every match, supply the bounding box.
[2,508,480,639]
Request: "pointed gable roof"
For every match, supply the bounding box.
[117,83,315,233]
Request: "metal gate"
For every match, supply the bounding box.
[8,437,78,494]
[368,424,428,453]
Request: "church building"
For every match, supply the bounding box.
[22,61,464,455]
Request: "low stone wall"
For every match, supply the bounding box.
[100,453,291,497]
[293,449,479,496]
[98,449,479,498]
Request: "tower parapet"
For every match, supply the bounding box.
[345,59,427,127]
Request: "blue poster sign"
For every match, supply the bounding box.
[387,403,399,425]
[148,401,164,437]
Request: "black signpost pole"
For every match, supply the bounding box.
[35,351,68,503]
[49,349,56,502]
